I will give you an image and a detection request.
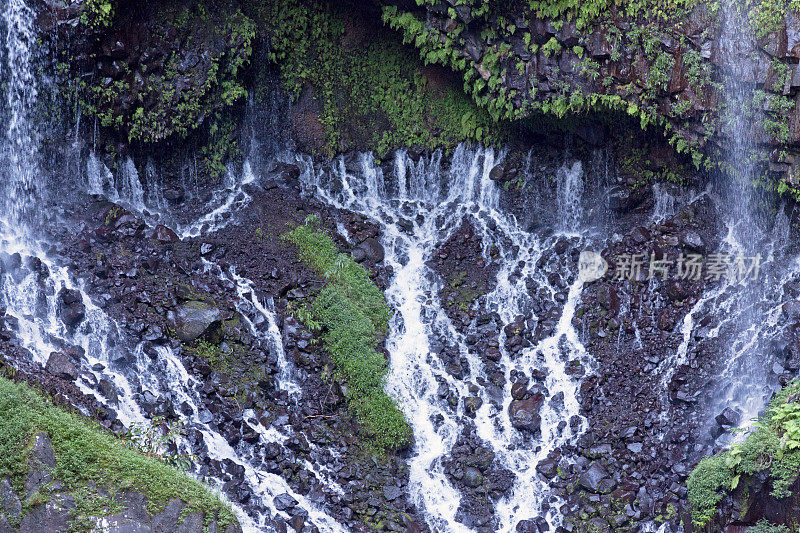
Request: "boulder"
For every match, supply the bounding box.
[162,186,185,203]
[489,164,507,181]
[0,479,21,525]
[463,466,483,488]
[273,493,298,512]
[383,485,402,501]
[608,185,646,212]
[57,288,85,328]
[45,352,78,381]
[509,393,544,433]
[18,494,75,533]
[358,238,385,263]
[25,433,56,498]
[715,406,742,428]
[681,231,706,253]
[152,499,184,533]
[171,302,222,343]
[536,455,559,479]
[100,491,152,533]
[579,462,616,494]
[151,225,179,243]
[176,512,204,533]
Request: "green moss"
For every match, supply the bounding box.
[0,376,236,528]
[283,219,412,450]
[687,379,800,528]
[260,0,503,156]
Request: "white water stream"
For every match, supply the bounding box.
[5,0,800,531]
[298,147,598,531]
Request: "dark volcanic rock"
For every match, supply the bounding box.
[579,462,615,494]
[170,301,222,343]
[57,288,85,328]
[358,237,385,263]
[45,352,78,381]
[508,393,544,433]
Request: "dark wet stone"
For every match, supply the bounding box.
[464,467,483,488]
[0,479,21,524]
[489,164,506,181]
[171,302,222,343]
[358,238,385,263]
[509,393,544,433]
[715,406,742,428]
[152,499,184,533]
[274,493,298,511]
[151,225,179,243]
[681,230,705,252]
[58,288,85,328]
[45,352,78,381]
[579,462,615,494]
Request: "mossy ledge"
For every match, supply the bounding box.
[0,375,238,531]
[283,218,413,451]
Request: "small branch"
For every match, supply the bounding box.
[303,414,336,420]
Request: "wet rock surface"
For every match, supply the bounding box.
[2,102,800,532]
[0,168,427,531]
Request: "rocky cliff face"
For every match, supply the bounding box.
[377,0,800,186]
[8,1,800,532]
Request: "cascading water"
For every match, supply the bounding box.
[298,145,600,531]
[701,2,797,430]
[10,0,800,528]
[1,0,37,231]
[0,2,348,531]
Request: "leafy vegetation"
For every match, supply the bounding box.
[258,0,503,156]
[75,2,254,149]
[283,217,412,450]
[79,0,115,28]
[687,379,800,528]
[748,519,792,533]
[0,376,236,527]
[121,416,196,472]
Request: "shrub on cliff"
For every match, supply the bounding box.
[687,379,800,528]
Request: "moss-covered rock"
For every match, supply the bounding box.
[0,376,239,532]
[687,379,800,530]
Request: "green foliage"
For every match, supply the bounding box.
[120,416,196,472]
[647,51,675,92]
[78,2,254,144]
[687,379,800,528]
[747,0,800,37]
[199,113,241,181]
[0,377,236,527]
[283,220,412,450]
[541,37,563,58]
[748,519,792,533]
[79,0,115,28]
[262,0,502,156]
[687,453,733,527]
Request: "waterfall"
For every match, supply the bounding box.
[0,2,349,531]
[556,160,584,233]
[705,3,788,430]
[1,0,38,231]
[298,146,596,531]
